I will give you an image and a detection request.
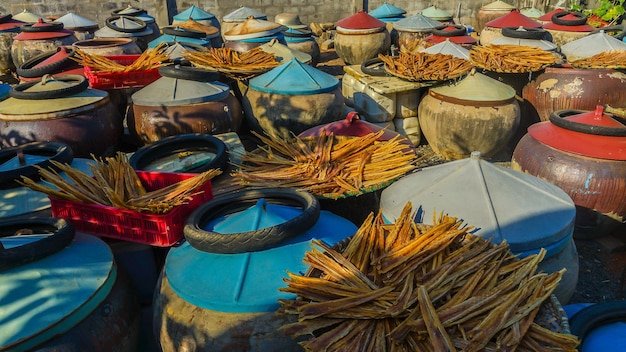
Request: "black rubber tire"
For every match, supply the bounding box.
[551,11,587,26]
[590,25,626,40]
[0,141,73,189]
[550,110,626,136]
[17,47,76,78]
[184,188,320,254]
[9,74,89,100]
[0,14,12,24]
[569,301,626,343]
[361,57,387,76]
[129,133,228,173]
[21,21,65,33]
[158,64,221,82]
[0,217,75,271]
[105,15,147,33]
[501,26,547,40]
[162,26,207,39]
[431,24,467,37]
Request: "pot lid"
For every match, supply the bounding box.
[55,12,98,30]
[426,26,478,44]
[249,58,339,95]
[112,5,147,17]
[148,33,211,49]
[485,9,542,28]
[392,14,443,32]
[560,31,626,60]
[94,16,153,38]
[12,10,45,24]
[429,70,515,103]
[379,16,406,23]
[379,151,576,255]
[538,8,565,21]
[14,19,74,40]
[0,75,107,115]
[174,18,219,36]
[0,84,8,101]
[528,105,626,160]
[223,17,284,40]
[420,5,453,20]
[173,5,216,22]
[481,0,517,11]
[132,13,156,24]
[0,233,114,350]
[298,111,405,141]
[543,13,594,32]
[283,27,313,38]
[520,7,545,19]
[258,39,312,64]
[491,27,557,50]
[164,199,357,313]
[222,7,267,23]
[274,12,308,29]
[18,47,85,79]
[369,2,407,19]
[163,42,206,60]
[420,38,470,59]
[0,15,26,32]
[336,10,386,30]
[132,75,230,106]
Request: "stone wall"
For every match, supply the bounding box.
[1,0,581,32]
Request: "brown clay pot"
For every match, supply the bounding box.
[334,27,391,65]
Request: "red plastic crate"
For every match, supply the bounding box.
[83,54,161,89]
[49,171,212,247]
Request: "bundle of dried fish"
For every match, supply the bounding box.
[570,50,626,69]
[277,203,580,351]
[183,46,281,79]
[469,44,562,73]
[72,43,170,73]
[232,131,419,199]
[379,52,473,82]
[18,152,221,214]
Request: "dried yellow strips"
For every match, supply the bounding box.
[379,52,473,81]
[469,44,562,73]
[278,204,580,352]
[183,46,281,72]
[72,43,170,73]
[570,50,626,69]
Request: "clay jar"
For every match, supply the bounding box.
[10,19,77,68]
[334,11,390,65]
[476,0,517,35]
[72,37,142,56]
[0,15,25,76]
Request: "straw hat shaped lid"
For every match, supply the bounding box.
[560,30,626,60]
[336,10,386,30]
[369,3,407,19]
[520,7,545,19]
[55,13,98,30]
[223,7,267,22]
[274,13,308,29]
[420,5,453,21]
[485,9,542,28]
[12,9,45,23]
[250,58,339,95]
[173,5,216,22]
[429,70,515,104]
[481,0,516,11]
[393,14,442,32]
[420,39,470,59]
[223,17,284,40]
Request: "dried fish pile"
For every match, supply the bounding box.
[232,131,418,199]
[379,52,473,82]
[72,43,170,73]
[183,47,281,79]
[470,44,562,73]
[18,152,220,214]
[570,50,626,69]
[278,203,580,351]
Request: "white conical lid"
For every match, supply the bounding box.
[420,39,470,59]
[561,30,626,61]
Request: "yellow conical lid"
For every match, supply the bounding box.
[429,70,515,103]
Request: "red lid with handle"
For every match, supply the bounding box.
[528,105,626,160]
[14,18,74,40]
[485,9,542,28]
[336,10,386,30]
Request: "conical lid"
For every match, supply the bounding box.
[249,58,339,95]
[538,8,565,21]
[560,30,626,61]
[174,18,219,36]
[147,32,211,49]
[173,5,216,22]
[258,39,311,64]
[112,5,147,17]
[14,19,74,40]
[164,198,357,312]
[492,27,557,51]
[426,26,477,45]
[53,13,98,30]
[543,13,594,32]
[369,3,407,19]
[298,111,404,140]
[222,7,267,23]
[393,14,443,32]
[0,84,8,101]
[336,10,386,30]
[162,42,204,59]
[429,70,515,104]
[520,7,545,19]
[481,0,517,11]
[420,5,453,21]
[421,38,470,59]
[379,151,576,255]
[12,9,44,23]
[94,16,153,38]
[528,105,626,160]
[223,17,284,40]
[132,76,230,106]
[0,15,24,32]
[485,9,542,28]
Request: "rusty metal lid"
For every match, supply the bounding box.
[420,5,453,21]
[429,70,515,104]
[528,105,626,160]
[222,7,267,23]
[249,58,339,95]
[223,17,284,40]
[14,19,74,40]
[481,0,517,11]
[0,14,25,32]
[560,30,626,61]
[392,14,442,32]
[369,3,407,19]
[55,12,98,30]
[485,9,542,28]
[336,10,386,30]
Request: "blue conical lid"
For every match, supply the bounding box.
[148,33,211,48]
[249,58,339,95]
[393,14,443,32]
[223,7,267,22]
[173,5,216,21]
[165,199,357,313]
[370,3,407,19]
[0,84,9,101]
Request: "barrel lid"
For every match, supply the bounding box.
[421,38,470,59]
[0,15,26,32]
[485,9,542,28]
[538,8,565,21]
[55,12,98,30]
[543,13,594,32]
[0,84,8,101]
[336,10,386,30]
[491,28,557,51]
[379,151,576,255]
[19,47,85,80]
[520,7,545,19]
[223,17,284,40]
[560,31,626,61]
[274,12,309,29]
[420,5,453,21]
[12,10,45,24]
[165,201,357,313]
[481,0,517,11]
[429,70,515,104]
[222,7,267,23]
[173,5,216,22]
[132,13,156,25]
[148,33,211,49]
[369,2,407,19]
[258,39,312,64]
[0,158,94,218]
[0,233,115,350]
[283,27,313,38]
[112,5,147,17]
[392,14,443,32]
[14,19,74,40]
[0,76,107,116]
[174,18,219,36]
[132,76,230,106]
[249,58,339,95]
[528,106,626,160]
[94,16,153,38]
[426,25,478,44]
[298,111,404,140]
[162,42,205,59]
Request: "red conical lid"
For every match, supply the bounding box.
[336,10,385,30]
[528,105,626,160]
[0,14,25,32]
[543,13,594,32]
[14,18,74,40]
[425,26,478,44]
[538,8,565,21]
[485,9,542,28]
